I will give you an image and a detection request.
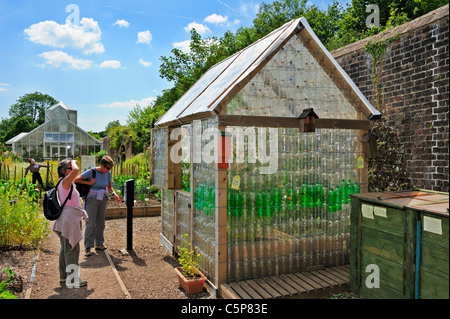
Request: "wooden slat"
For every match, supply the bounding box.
[294,272,324,290]
[327,267,351,282]
[221,265,351,299]
[221,284,241,299]
[309,270,340,286]
[270,276,298,295]
[289,273,315,291]
[262,277,290,296]
[302,271,329,288]
[318,268,347,285]
[279,274,307,294]
[334,265,351,279]
[254,278,282,298]
[246,280,273,299]
[285,273,311,291]
[239,281,263,299]
[229,282,252,299]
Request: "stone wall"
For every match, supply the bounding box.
[102,136,134,163]
[332,5,449,192]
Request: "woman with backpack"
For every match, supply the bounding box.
[75,155,121,257]
[52,159,89,287]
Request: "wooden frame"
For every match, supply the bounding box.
[217,115,371,130]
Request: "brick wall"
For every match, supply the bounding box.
[332,5,449,192]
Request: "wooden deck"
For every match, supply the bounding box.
[220,265,350,299]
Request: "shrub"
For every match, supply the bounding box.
[0,179,50,249]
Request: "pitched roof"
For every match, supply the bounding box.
[47,101,75,111]
[6,132,28,144]
[156,17,381,127]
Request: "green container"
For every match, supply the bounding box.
[350,190,449,299]
[418,211,449,299]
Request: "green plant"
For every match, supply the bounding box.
[91,149,107,164]
[0,179,50,249]
[0,267,19,299]
[177,234,202,279]
[112,172,159,203]
[364,35,399,111]
[181,161,191,192]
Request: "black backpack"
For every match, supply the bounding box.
[75,168,96,198]
[43,178,73,221]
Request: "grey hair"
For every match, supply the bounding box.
[57,159,71,178]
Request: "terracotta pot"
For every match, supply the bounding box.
[174,267,206,295]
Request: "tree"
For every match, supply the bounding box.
[8,92,58,125]
[327,0,448,50]
[127,99,170,153]
[105,120,121,132]
[0,92,58,145]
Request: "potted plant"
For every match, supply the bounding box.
[175,234,206,295]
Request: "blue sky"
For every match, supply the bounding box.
[0,0,344,133]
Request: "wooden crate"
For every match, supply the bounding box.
[350,190,449,299]
[418,211,449,299]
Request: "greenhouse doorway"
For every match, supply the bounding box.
[51,145,68,159]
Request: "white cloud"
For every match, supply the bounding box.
[184,22,211,35]
[137,30,152,44]
[204,14,229,24]
[228,19,241,27]
[99,97,156,109]
[113,19,130,28]
[24,18,104,55]
[139,59,152,67]
[38,50,93,69]
[173,40,191,53]
[99,60,121,69]
[0,83,9,92]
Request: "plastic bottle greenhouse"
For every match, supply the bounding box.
[152,18,381,296]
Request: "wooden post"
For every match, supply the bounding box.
[357,111,369,193]
[166,126,182,190]
[215,125,228,293]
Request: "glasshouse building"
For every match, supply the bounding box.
[152,17,381,297]
[6,102,102,159]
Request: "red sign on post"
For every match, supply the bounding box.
[217,132,231,169]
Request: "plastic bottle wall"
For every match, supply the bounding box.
[152,128,168,188]
[226,33,357,120]
[226,127,361,281]
[192,118,218,281]
[161,189,174,246]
